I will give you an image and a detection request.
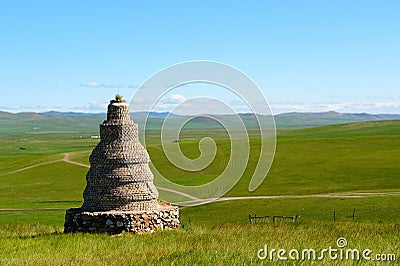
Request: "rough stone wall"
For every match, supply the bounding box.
[65,207,180,234]
[81,98,159,212]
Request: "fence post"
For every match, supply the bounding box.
[352,208,356,221]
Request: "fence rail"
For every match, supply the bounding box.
[249,213,299,224]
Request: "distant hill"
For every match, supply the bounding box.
[274,111,400,128]
[0,111,13,119]
[281,120,400,138]
[43,111,105,116]
[0,112,105,134]
[0,110,399,134]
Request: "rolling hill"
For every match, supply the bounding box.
[0,110,399,134]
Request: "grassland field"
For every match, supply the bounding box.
[0,120,399,265]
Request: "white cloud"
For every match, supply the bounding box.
[128,93,400,115]
[81,82,140,89]
[85,82,101,88]
[132,94,189,113]
[366,95,396,100]
[152,96,244,115]
[69,101,108,113]
[82,82,113,88]
[167,94,186,103]
[0,105,63,113]
[2,94,398,115]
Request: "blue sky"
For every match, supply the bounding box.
[0,1,399,114]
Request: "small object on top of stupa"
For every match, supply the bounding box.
[64,95,180,234]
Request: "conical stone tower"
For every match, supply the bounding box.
[64,96,180,234]
[82,96,159,212]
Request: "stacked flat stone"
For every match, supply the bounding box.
[64,207,179,234]
[64,96,180,234]
[81,97,159,211]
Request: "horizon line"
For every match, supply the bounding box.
[1,109,400,116]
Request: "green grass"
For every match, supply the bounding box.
[0,162,85,209]
[0,222,398,265]
[147,121,400,196]
[0,120,399,265]
[227,135,400,196]
[0,133,98,174]
[182,196,400,225]
[1,120,399,209]
[0,210,66,226]
[2,196,399,226]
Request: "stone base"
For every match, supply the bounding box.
[64,205,180,234]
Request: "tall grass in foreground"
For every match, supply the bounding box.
[0,222,398,265]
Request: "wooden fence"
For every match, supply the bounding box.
[248,213,299,224]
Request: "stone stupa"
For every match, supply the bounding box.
[64,95,180,234]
